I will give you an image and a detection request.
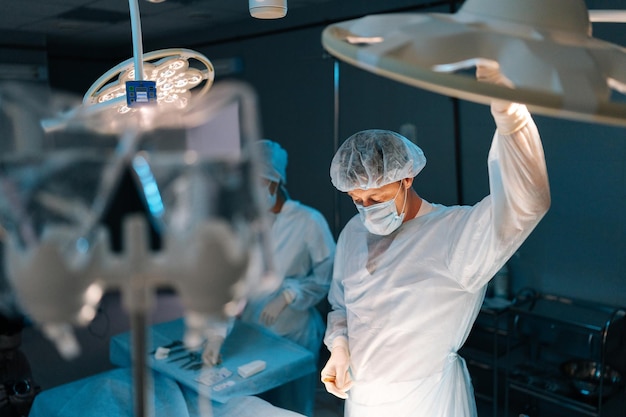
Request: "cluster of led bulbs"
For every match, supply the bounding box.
[94,56,204,114]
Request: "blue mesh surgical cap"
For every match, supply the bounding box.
[255,139,288,184]
[330,129,426,192]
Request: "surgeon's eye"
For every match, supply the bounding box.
[368,195,387,204]
[357,198,382,207]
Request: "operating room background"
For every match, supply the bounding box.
[35,1,626,310]
[2,0,625,414]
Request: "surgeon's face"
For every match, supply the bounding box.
[348,178,412,210]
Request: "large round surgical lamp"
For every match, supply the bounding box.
[249,0,288,19]
[322,0,626,127]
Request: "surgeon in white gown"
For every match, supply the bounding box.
[320,65,551,417]
[241,140,336,416]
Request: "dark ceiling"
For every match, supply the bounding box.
[1,0,625,82]
[3,0,625,51]
[1,0,453,56]
[1,0,318,50]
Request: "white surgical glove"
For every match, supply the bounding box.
[321,338,353,399]
[260,290,292,326]
[202,335,225,366]
[185,312,231,366]
[476,63,529,134]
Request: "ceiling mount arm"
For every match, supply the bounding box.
[129,0,144,81]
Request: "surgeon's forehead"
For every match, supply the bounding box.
[347,182,398,198]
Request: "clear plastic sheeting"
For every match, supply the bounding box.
[0,79,278,417]
[0,82,129,359]
[322,0,626,127]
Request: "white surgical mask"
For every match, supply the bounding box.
[263,184,277,211]
[355,183,406,235]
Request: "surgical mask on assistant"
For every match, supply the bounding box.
[355,182,407,235]
[263,184,277,211]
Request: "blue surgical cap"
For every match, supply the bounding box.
[330,129,426,192]
[255,139,288,184]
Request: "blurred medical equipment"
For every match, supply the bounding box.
[0,1,278,417]
[249,0,288,19]
[322,0,626,127]
[0,78,276,417]
[0,318,39,417]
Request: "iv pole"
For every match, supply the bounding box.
[127,1,150,416]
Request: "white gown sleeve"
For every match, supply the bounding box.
[448,102,551,291]
[282,211,336,310]
[489,103,551,242]
[323,231,349,350]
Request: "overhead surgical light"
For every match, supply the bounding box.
[249,0,287,19]
[83,49,214,115]
[77,0,214,132]
[322,0,626,127]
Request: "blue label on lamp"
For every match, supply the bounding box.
[126,80,157,107]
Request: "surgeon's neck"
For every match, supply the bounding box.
[404,189,422,222]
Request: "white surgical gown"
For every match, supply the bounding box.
[242,200,335,416]
[325,107,550,417]
[242,199,336,353]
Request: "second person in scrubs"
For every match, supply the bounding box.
[241,139,336,417]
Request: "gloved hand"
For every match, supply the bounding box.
[260,292,290,326]
[475,62,513,88]
[476,62,514,111]
[476,62,528,134]
[321,343,353,399]
[184,312,231,366]
[202,335,225,366]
